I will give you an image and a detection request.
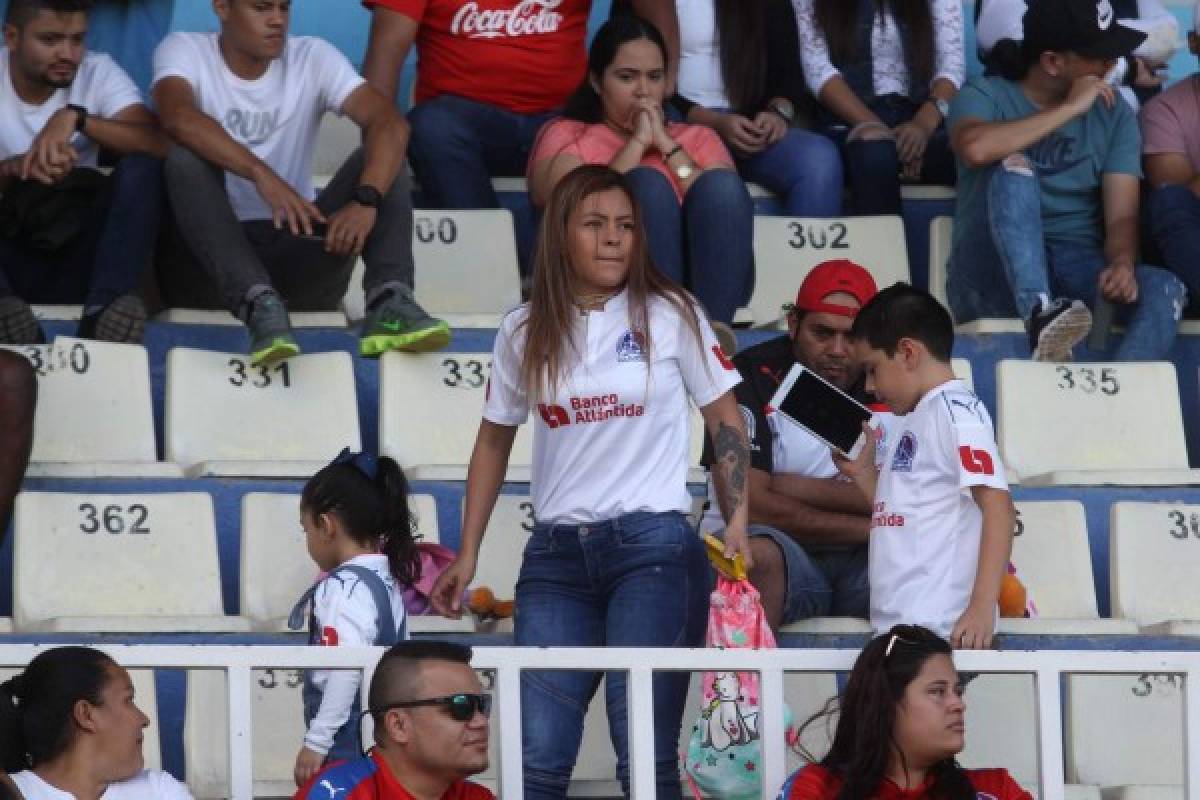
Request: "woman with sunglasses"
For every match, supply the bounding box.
[782,625,1031,800]
[429,164,753,800]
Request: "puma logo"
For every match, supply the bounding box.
[319,780,346,799]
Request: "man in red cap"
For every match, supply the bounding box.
[700,260,883,629]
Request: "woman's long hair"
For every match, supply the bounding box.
[520,165,704,402]
[795,625,976,800]
[562,15,669,123]
[715,0,769,112]
[813,0,934,93]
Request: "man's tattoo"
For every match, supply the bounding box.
[714,421,749,518]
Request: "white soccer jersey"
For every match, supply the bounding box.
[13,769,193,800]
[306,554,408,755]
[151,33,364,221]
[869,379,1009,638]
[484,290,740,524]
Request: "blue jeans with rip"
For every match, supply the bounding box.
[623,166,754,324]
[515,511,711,800]
[736,128,843,217]
[946,160,1184,360]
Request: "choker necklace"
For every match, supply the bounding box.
[573,291,616,313]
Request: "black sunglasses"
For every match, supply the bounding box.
[375,692,492,722]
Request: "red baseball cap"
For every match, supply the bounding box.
[788,259,878,318]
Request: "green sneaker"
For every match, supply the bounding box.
[360,286,450,357]
[245,292,300,367]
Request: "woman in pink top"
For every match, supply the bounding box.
[528,16,753,325]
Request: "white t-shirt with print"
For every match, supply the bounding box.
[485,290,741,524]
[0,48,142,168]
[12,769,193,800]
[151,33,364,221]
[306,554,408,755]
[869,379,1009,638]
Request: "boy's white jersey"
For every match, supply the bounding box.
[870,379,1008,638]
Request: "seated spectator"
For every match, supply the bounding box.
[1141,4,1200,302]
[152,0,447,368]
[700,260,880,630]
[0,349,34,541]
[0,646,194,800]
[781,625,1032,799]
[792,0,962,215]
[361,0,678,212]
[976,0,1179,111]
[0,0,166,345]
[296,641,493,800]
[527,16,753,325]
[673,0,843,217]
[946,0,1185,361]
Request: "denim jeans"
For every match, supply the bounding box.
[746,525,869,623]
[515,511,711,800]
[1147,183,1200,301]
[947,160,1185,360]
[0,154,161,308]
[623,167,754,324]
[736,128,843,217]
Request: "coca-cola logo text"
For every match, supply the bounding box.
[450,0,564,39]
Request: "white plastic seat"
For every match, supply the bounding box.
[165,347,361,477]
[957,673,1039,789]
[29,304,82,320]
[462,494,534,634]
[748,216,910,329]
[998,501,1136,635]
[0,338,180,478]
[380,352,533,480]
[313,112,359,177]
[1065,672,1184,788]
[995,360,1200,486]
[1110,503,1200,635]
[928,215,952,310]
[951,358,973,391]
[155,309,348,327]
[13,491,249,632]
[1101,788,1183,800]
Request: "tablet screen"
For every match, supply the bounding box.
[773,366,872,455]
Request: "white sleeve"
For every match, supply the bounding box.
[931,0,966,89]
[151,33,198,90]
[791,0,841,96]
[482,311,530,426]
[144,770,196,800]
[939,395,1008,492]
[86,55,143,119]
[303,577,376,755]
[309,39,367,116]
[676,308,740,410]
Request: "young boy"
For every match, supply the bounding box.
[835,284,1015,649]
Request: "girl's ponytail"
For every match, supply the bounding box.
[0,673,28,773]
[376,456,421,587]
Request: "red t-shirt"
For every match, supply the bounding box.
[785,764,1033,800]
[364,0,590,113]
[294,750,495,800]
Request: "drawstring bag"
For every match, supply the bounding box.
[683,574,797,799]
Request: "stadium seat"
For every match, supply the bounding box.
[313,111,359,177]
[928,216,952,310]
[379,352,533,480]
[155,309,348,327]
[1110,503,1200,635]
[0,338,181,478]
[29,304,82,320]
[342,210,522,328]
[165,348,361,478]
[994,360,1200,486]
[13,491,249,632]
[1065,672,1184,791]
[747,216,910,329]
[999,501,1136,634]
[958,673,1038,790]
[951,357,973,391]
[463,494,534,634]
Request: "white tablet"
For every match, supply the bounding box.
[768,364,872,459]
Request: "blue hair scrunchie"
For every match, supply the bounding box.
[331,447,379,481]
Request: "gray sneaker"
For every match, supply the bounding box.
[0,296,44,344]
[77,294,146,343]
[1029,298,1091,362]
[359,286,450,357]
[244,292,300,367]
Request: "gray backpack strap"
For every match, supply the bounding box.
[333,564,405,645]
[288,583,319,633]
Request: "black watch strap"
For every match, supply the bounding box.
[66,104,88,132]
[352,184,383,209]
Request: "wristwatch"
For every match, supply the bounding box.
[66,103,88,132]
[768,99,795,124]
[352,184,383,209]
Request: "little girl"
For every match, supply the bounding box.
[290,448,420,786]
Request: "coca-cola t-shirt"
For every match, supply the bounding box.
[364,0,590,113]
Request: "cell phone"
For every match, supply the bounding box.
[768,364,872,459]
[295,222,328,241]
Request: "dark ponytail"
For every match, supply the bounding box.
[0,647,115,772]
[302,452,422,587]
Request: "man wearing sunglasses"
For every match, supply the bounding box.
[295,641,494,800]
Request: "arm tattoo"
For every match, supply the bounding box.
[714,421,749,519]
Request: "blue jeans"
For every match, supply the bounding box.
[1147,183,1200,301]
[0,155,161,308]
[515,511,711,800]
[736,128,843,217]
[624,167,754,324]
[747,525,869,623]
[947,161,1185,360]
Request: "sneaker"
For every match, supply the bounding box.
[359,286,451,357]
[1029,298,1091,362]
[244,292,300,367]
[77,294,146,343]
[0,296,44,344]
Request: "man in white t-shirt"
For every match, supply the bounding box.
[700,259,882,630]
[153,0,448,367]
[0,0,167,345]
